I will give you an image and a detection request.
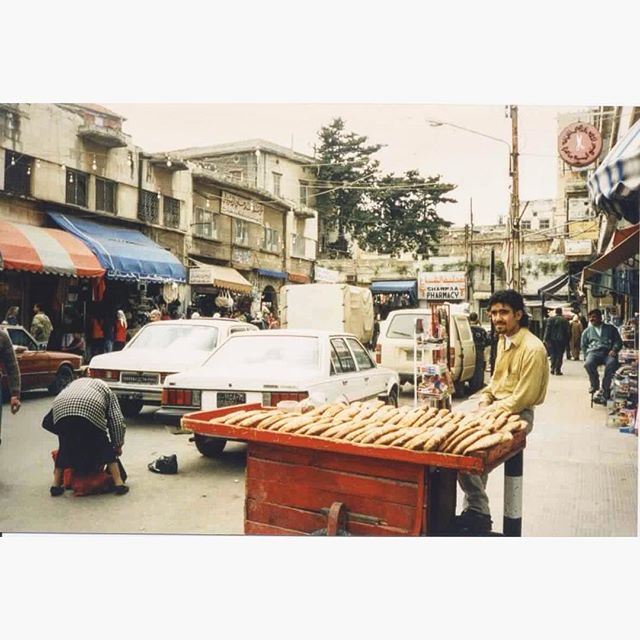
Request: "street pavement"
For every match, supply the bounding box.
[0,358,636,536]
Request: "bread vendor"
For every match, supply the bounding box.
[454,289,549,535]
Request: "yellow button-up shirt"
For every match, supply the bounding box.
[480,327,549,414]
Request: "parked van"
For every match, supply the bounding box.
[280,283,374,345]
[375,308,485,396]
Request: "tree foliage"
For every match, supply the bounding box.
[314,118,456,258]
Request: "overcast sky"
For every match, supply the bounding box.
[105,103,584,228]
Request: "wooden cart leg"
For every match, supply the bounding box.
[426,467,457,536]
[503,451,523,537]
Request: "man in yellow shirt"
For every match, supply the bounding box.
[454,289,549,535]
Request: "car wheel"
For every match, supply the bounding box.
[194,434,227,457]
[118,398,144,417]
[467,359,486,394]
[385,385,399,407]
[48,365,74,395]
[453,380,467,398]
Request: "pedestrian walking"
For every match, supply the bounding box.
[103,310,115,353]
[570,314,583,361]
[581,308,622,404]
[149,309,162,322]
[89,314,105,359]
[45,377,129,496]
[30,303,53,347]
[453,289,549,535]
[0,328,22,446]
[114,310,128,351]
[543,307,571,375]
[3,306,20,326]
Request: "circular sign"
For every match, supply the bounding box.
[558,122,603,167]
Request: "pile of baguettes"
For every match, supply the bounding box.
[211,401,527,455]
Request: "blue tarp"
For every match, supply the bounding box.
[48,211,187,283]
[370,280,417,294]
[256,268,287,280]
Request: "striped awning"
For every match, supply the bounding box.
[588,119,640,223]
[0,220,105,278]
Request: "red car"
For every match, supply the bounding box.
[0,325,83,399]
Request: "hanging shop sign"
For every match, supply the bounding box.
[314,266,340,283]
[565,239,594,257]
[567,196,590,220]
[418,271,466,301]
[232,247,254,268]
[558,122,603,168]
[221,191,264,225]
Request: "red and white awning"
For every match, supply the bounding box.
[0,220,105,278]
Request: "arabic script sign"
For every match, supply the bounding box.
[221,191,264,224]
[558,122,602,167]
[418,271,466,301]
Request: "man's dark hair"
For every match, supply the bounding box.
[555,307,563,316]
[469,311,479,322]
[487,289,529,327]
[588,308,602,318]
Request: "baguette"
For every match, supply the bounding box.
[403,428,440,450]
[225,410,263,425]
[255,412,286,429]
[453,429,491,455]
[305,419,341,436]
[215,409,247,424]
[443,426,479,453]
[360,423,403,445]
[374,428,407,446]
[321,404,348,419]
[343,425,375,441]
[278,415,318,433]
[422,429,449,451]
[304,404,331,417]
[237,411,272,428]
[464,431,513,454]
[296,417,334,435]
[390,426,427,447]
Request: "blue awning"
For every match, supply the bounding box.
[370,280,417,294]
[588,119,640,223]
[48,212,187,283]
[256,268,287,280]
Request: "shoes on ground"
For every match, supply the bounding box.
[50,486,65,497]
[556,371,563,376]
[148,454,178,475]
[592,395,607,406]
[114,484,129,495]
[450,509,493,535]
[589,387,598,394]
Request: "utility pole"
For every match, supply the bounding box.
[469,198,474,304]
[508,105,521,292]
[464,223,470,303]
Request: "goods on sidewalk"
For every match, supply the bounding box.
[210,400,527,456]
[607,325,638,435]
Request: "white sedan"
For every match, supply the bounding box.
[87,318,258,416]
[156,329,400,457]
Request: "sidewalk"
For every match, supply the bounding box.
[456,358,638,536]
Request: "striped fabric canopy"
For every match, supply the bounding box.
[0,220,105,278]
[588,119,640,223]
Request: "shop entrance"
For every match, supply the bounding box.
[261,285,278,317]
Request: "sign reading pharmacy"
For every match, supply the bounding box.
[558,122,603,168]
[221,191,264,225]
[418,271,466,301]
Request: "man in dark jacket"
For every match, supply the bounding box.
[0,328,22,446]
[543,307,570,375]
[581,308,623,403]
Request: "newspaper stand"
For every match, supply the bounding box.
[182,404,527,536]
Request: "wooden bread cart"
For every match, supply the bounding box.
[182,404,527,537]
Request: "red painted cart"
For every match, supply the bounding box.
[182,404,527,536]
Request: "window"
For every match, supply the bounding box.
[272,172,282,197]
[521,220,531,230]
[193,207,219,239]
[96,177,117,213]
[66,169,88,207]
[94,115,104,127]
[3,150,32,195]
[139,189,159,224]
[229,170,243,183]
[0,109,19,139]
[261,226,279,253]
[7,328,37,351]
[539,219,550,230]
[291,233,305,257]
[346,338,374,370]
[299,181,310,206]
[234,219,249,245]
[330,338,356,373]
[163,196,180,229]
[386,313,430,339]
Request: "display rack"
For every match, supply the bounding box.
[607,319,638,435]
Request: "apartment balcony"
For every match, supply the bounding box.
[293,204,316,219]
[77,124,128,148]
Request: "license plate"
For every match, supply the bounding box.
[217,392,246,407]
[120,372,159,385]
[118,392,143,400]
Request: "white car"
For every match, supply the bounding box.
[156,329,400,457]
[87,318,258,416]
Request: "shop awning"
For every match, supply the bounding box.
[287,272,311,284]
[256,268,287,280]
[582,224,639,282]
[48,211,186,283]
[0,220,105,278]
[537,273,570,297]
[588,119,640,224]
[189,262,252,293]
[370,280,417,294]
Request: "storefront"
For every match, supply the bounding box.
[0,219,105,346]
[253,268,287,318]
[369,279,418,321]
[189,260,253,317]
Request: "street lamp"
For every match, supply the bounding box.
[426,112,522,292]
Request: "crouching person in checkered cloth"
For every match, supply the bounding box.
[48,377,129,496]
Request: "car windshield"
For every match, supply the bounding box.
[204,335,320,370]
[386,313,431,338]
[127,324,219,352]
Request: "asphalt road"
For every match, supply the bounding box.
[0,387,419,535]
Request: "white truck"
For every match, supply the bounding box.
[374,307,486,397]
[279,283,374,345]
